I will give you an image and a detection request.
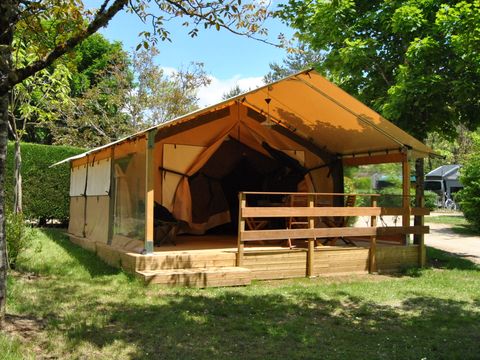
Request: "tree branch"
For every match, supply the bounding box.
[0,0,128,96]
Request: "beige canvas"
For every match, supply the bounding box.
[85,196,109,244]
[68,196,85,237]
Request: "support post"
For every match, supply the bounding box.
[417,195,426,267]
[307,194,315,277]
[237,192,246,266]
[107,146,115,245]
[369,196,377,273]
[82,155,89,238]
[144,131,155,254]
[402,155,411,245]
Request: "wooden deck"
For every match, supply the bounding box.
[68,233,421,287]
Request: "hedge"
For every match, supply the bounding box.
[5,142,85,222]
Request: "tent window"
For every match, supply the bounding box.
[86,158,111,196]
[113,140,146,240]
[70,165,87,196]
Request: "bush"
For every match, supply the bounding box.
[5,211,34,269]
[424,190,439,210]
[457,152,480,230]
[5,142,84,223]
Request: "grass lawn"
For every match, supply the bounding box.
[426,215,478,236]
[2,229,480,359]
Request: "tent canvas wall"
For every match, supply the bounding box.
[58,69,434,253]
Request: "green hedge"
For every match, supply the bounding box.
[5,142,85,222]
[457,151,480,230]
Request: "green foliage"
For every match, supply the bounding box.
[5,142,84,222]
[69,34,131,97]
[457,136,480,229]
[276,0,480,140]
[353,177,371,192]
[424,190,439,210]
[5,211,34,269]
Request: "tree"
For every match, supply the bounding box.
[0,0,271,328]
[126,47,210,127]
[276,0,480,235]
[8,49,72,213]
[222,84,244,100]
[264,42,323,83]
[457,132,480,229]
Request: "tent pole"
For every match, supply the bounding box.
[144,131,156,254]
[402,153,411,245]
[107,146,115,246]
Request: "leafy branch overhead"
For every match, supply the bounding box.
[1,0,274,96]
[275,0,480,140]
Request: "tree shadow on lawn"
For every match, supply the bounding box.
[37,228,129,278]
[427,247,479,271]
[21,279,480,360]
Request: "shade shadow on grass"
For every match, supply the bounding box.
[34,228,124,278]
[427,247,479,271]
[20,280,480,360]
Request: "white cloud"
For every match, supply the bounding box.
[197,74,265,107]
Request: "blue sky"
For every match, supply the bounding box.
[91,2,294,106]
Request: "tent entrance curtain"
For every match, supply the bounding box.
[172,135,308,234]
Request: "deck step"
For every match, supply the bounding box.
[136,266,252,287]
[132,252,237,271]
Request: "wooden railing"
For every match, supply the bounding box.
[236,191,429,274]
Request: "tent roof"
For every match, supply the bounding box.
[426,165,461,179]
[53,69,434,166]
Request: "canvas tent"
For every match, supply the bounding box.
[56,69,433,253]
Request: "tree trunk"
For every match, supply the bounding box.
[0,93,7,330]
[0,0,16,330]
[13,139,22,213]
[414,157,425,245]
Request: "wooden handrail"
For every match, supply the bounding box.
[242,206,382,218]
[241,191,380,197]
[235,191,430,273]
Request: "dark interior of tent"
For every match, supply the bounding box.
[190,138,307,234]
[154,137,309,240]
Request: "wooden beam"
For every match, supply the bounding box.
[402,156,411,244]
[144,130,156,254]
[242,206,382,218]
[82,154,89,238]
[416,196,426,267]
[237,192,246,266]
[369,196,377,273]
[342,152,407,166]
[377,226,429,236]
[307,195,315,277]
[241,227,376,241]
[107,146,115,245]
[380,207,430,216]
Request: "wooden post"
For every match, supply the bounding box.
[307,194,315,277]
[144,131,155,254]
[417,195,426,267]
[107,146,115,245]
[369,196,377,273]
[402,156,411,245]
[237,192,246,266]
[82,154,89,238]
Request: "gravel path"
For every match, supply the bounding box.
[426,223,480,264]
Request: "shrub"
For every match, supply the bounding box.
[457,152,480,230]
[5,211,34,269]
[424,190,439,210]
[5,142,84,223]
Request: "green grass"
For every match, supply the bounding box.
[426,215,479,235]
[3,228,480,359]
[425,215,468,225]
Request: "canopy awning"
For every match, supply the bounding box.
[52,69,434,167]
